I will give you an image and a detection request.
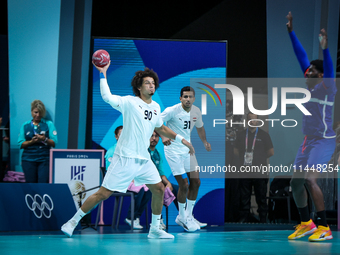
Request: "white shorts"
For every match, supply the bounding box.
[164,151,198,176]
[102,154,161,192]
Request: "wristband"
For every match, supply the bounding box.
[100,73,105,79]
[175,134,184,143]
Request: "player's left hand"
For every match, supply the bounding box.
[204,142,211,151]
[182,139,195,155]
[286,11,293,33]
[319,28,328,50]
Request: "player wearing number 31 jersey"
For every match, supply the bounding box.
[162,102,203,155]
[161,86,211,232]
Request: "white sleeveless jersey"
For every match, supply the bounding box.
[161,103,203,154]
[110,95,163,160]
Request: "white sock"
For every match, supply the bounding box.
[178,202,187,219]
[186,199,196,217]
[71,208,86,223]
[151,213,161,228]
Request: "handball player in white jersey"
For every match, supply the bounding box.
[161,86,211,232]
[61,62,194,239]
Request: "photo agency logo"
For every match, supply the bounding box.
[197,82,223,114]
[195,78,314,128]
[192,78,338,179]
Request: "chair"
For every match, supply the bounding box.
[266,195,291,223]
[267,176,292,223]
[164,206,169,229]
[95,167,148,230]
[95,191,149,230]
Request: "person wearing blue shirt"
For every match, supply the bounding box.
[18,100,58,183]
[286,12,336,242]
[105,125,122,168]
[148,131,177,197]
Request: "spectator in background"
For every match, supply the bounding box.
[105,125,123,168]
[148,131,181,229]
[234,112,274,223]
[18,100,58,183]
[149,131,179,208]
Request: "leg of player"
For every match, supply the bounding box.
[288,170,316,240]
[146,182,174,239]
[175,175,189,218]
[187,171,207,228]
[304,170,333,241]
[174,175,197,232]
[61,186,113,237]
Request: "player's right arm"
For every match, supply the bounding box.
[155,124,195,155]
[286,12,310,74]
[160,106,174,146]
[93,61,120,108]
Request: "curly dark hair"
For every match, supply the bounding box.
[131,67,159,96]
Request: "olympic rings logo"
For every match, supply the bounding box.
[25,194,54,219]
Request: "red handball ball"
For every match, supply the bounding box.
[92,49,110,67]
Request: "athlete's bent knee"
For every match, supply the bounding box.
[97,188,113,201]
[150,182,165,196]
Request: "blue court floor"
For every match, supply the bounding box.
[1,224,339,255]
